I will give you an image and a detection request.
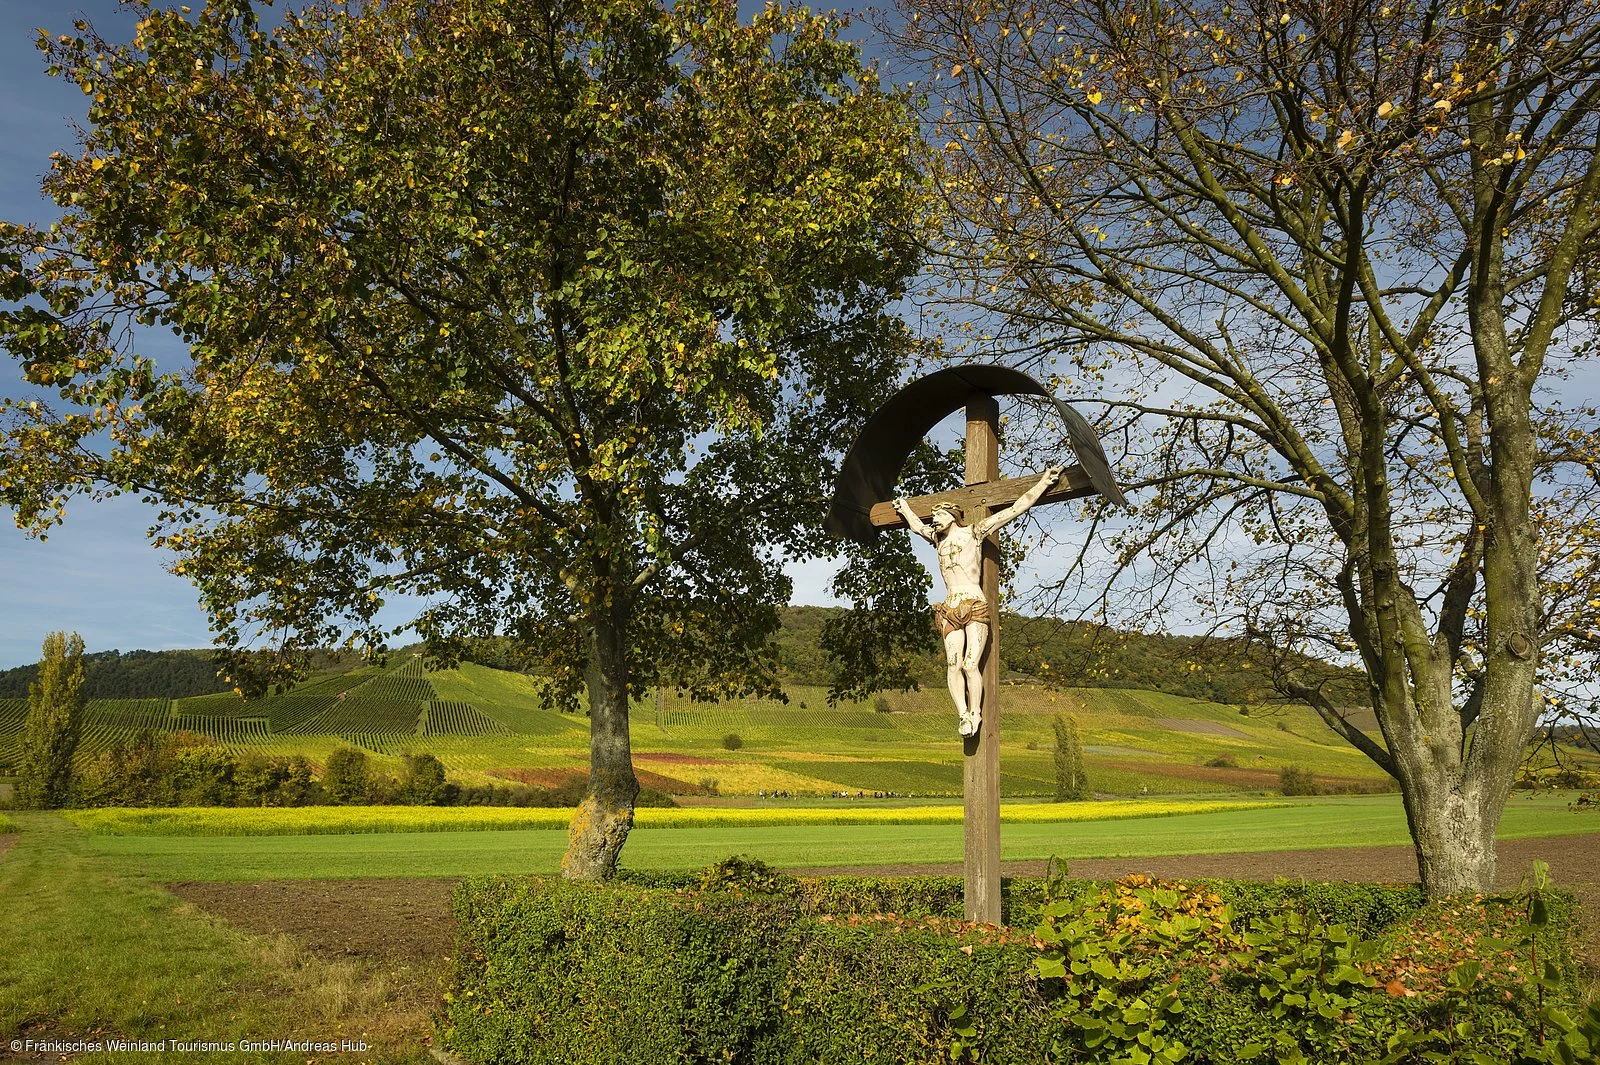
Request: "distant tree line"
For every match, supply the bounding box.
[79,732,317,807]
[7,730,679,810]
[0,649,232,699]
[1,610,1366,710]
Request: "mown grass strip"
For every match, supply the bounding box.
[62,799,1286,837]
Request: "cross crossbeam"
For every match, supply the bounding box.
[868,465,1096,531]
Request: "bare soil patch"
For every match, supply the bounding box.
[168,877,459,967]
[1102,758,1383,791]
[0,833,15,860]
[1152,717,1247,738]
[167,877,459,1024]
[635,752,726,765]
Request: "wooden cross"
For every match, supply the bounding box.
[823,364,1124,925]
[869,397,1099,925]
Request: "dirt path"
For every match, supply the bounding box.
[0,834,15,860]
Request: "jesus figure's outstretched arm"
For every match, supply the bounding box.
[973,466,1064,540]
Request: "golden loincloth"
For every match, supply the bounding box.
[933,597,991,636]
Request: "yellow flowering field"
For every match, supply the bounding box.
[62,799,1285,837]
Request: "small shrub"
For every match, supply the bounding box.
[1278,764,1318,796]
[400,752,448,805]
[873,695,892,714]
[697,854,792,893]
[1275,720,1291,732]
[697,776,720,796]
[721,732,743,751]
[636,787,677,808]
[322,747,369,804]
[1205,755,1237,768]
[1025,739,1039,751]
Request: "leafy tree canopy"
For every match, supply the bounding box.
[0,0,924,875]
[0,0,920,693]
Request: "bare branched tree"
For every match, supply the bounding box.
[893,0,1600,894]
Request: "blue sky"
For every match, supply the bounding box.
[0,0,201,668]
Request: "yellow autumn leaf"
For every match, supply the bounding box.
[1337,129,1354,150]
[1087,89,1103,104]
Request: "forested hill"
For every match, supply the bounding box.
[772,606,1364,706]
[1,607,1362,705]
[0,649,233,699]
[768,604,1356,703]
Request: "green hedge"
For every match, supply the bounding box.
[444,869,1587,1065]
[447,877,1059,1064]
[613,869,1427,934]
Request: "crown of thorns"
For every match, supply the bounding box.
[932,502,965,521]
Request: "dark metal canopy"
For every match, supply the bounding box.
[823,363,1127,546]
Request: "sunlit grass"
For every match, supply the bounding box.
[0,812,430,1060]
[66,794,1594,883]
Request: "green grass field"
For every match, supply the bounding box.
[0,816,430,1061]
[3,794,1594,1055]
[48,794,1594,882]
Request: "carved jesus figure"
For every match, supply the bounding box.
[893,466,1064,736]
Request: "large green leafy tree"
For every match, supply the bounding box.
[0,0,922,876]
[17,631,87,809]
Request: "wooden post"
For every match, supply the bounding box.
[963,396,1003,925]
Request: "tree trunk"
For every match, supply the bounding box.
[1401,769,1501,896]
[561,605,640,880]
[1380,636,1535,896]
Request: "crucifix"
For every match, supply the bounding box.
[825,365,1126,924]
